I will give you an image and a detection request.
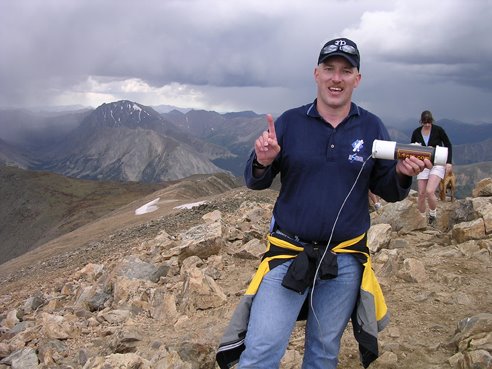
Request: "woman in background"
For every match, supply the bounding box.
[411,110,453,225]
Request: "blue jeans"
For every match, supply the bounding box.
[238,254,363,369]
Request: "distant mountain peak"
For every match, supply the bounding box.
[91,100,161,128]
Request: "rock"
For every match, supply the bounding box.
[202,210,222,223]
[148,264,171,283]
[174,341,216,369]
[37,339,67,366]
[3,310,20,329]
[0,342,10,359]
[452,198,477,225]
[374,351,398,368]
[74,263,105,281]
[398,258,427,283]
[472,178,492,197]
[9,320,34,335]
[22,293,45,313]
[388,238,409,249]
[462,350,492,369]
[150,289,178,322]
[472,197,492,234]
[458,240,484,258]
[368,224,392,253]
[451,313,492,352]
[235,238,265,259]
[61,281,77,296]
[99,309,131,324]
[74,285,95,310]
[180,266,227,311]
[152,347,193,368]
[79,348,89,366]
[87,291,112,312]
[1,347,38,369]
[452,218,486,243]
[447,313,492,368]
[373,198,426,233]
[140,230,175,257]
[448,352,464,369]
[41,312,79,339]
[83,353,151,369]
[374,249,399,278]
[110,328,143,353]
[238,201,271,224]
[7,325,37,351]
[174,222,224,262]
[114,256,160,280]
[112,276,152,309]
[453,292,473,305]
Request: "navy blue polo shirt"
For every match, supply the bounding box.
[245,101,411,243]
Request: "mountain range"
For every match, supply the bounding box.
[0,102,235,182]
[0,100,491,190]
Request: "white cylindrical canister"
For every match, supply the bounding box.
[433,146,448,166]
[372,140,397,160]
[372,140,448,165]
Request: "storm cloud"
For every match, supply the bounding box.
[1,0,491,123]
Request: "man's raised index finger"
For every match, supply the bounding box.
[266,114,276,138]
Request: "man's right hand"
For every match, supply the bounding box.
[254,114,281,166]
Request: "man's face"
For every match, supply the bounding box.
[314,56,361,110]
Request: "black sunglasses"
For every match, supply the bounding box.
[421,119,432,124]
[321,44,359,57]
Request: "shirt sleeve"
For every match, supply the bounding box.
[244,152,279,189]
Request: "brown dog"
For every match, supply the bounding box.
[439,171,456,201]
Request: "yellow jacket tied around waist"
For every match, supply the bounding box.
[216,233,388,368]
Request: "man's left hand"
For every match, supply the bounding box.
[396,156,432,177]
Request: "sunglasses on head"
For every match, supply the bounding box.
[321,44,359,57]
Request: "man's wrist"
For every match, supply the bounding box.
[253,158,270,169]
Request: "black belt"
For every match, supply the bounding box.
[273,227,329,246]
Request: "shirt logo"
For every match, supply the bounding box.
[349,139,364,163]
[352,139,364,152]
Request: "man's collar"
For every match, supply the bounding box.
[307,100,360,119]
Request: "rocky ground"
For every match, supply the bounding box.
[0,178,491,369]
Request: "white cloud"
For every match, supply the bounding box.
[53,77,207,109]
[0,0,491,122]
[349,0,492,64]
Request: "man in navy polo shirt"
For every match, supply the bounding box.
[219,38,430,369]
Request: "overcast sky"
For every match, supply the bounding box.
[1,0,491,124]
